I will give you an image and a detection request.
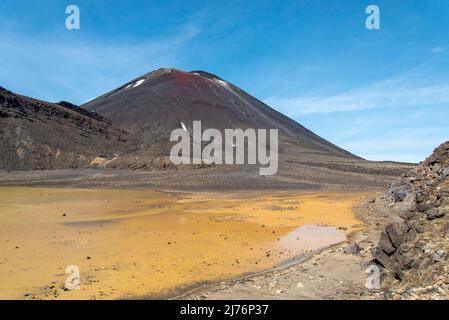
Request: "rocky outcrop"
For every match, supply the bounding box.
[372,222,416,278]
[372,141,449,298]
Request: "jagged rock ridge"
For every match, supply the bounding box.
[0,86,138,171]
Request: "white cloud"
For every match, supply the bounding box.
[431,46,444,54]
[0,23,200,104]
[338,128,447,163]
[266,81,449,116]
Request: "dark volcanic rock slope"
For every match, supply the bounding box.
[0,87,138,171]
[83,68,358,161]
[372,141,449,299]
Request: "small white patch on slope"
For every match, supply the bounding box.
[133,79,146,88]
[180,122,188,132]
[214,78,228,87]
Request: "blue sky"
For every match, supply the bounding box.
[0,0,448,162]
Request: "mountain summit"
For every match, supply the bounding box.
[83,68,357,161]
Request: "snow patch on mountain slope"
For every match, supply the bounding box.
[214,79,228,87]
[133,79,146,88]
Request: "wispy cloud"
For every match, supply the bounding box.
[339,127,447,163]
[266,81,449,116]
[0,23,200,104]
[431,46,444,54]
